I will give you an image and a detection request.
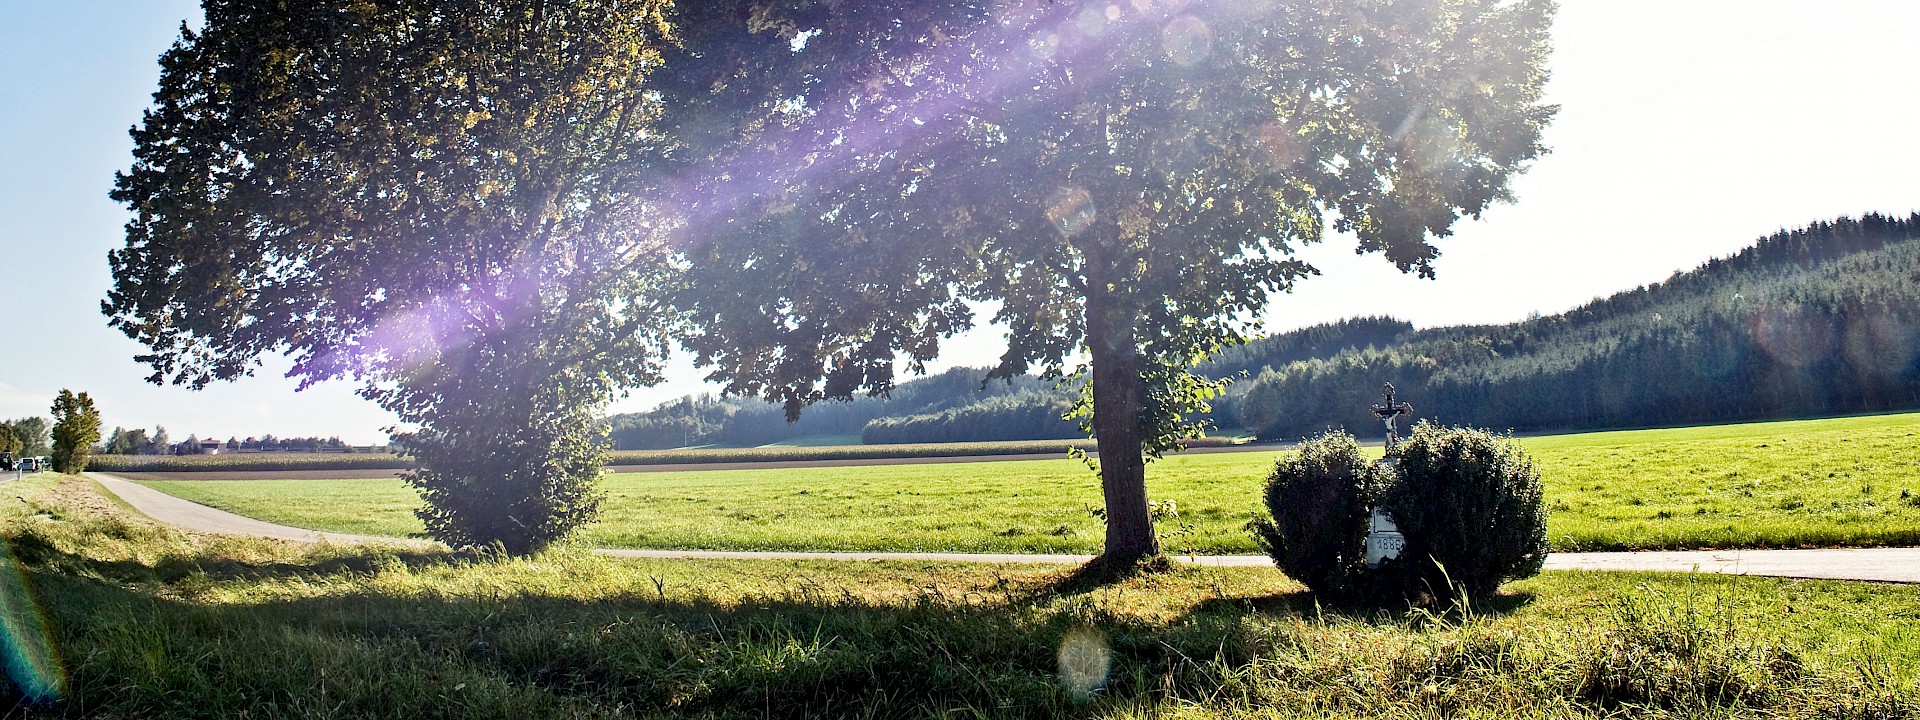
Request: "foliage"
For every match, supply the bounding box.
[1249,431,1391,601]
[101,427,150,456]
[48,390,102,474]
[668,0,1558,559]
[8,479,1919,718]
[107,0,680,553]
[1380,422,1548,602]
[3,417,50,456]
[1242,214,1920,439]
[134,412,1920,554]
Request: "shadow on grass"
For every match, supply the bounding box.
[1186,587,1538,626]
[4,540,1270,720]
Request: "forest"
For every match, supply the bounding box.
[1241,213,1920,439]
[608,214,1920,448]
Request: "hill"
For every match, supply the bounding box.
[1240,213,1920,438]
[606,317,1413,449]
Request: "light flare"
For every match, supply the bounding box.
[1056,626,1112,700]
[1161,16,1212,67]
[1749,307,1835,369]
[1047,187,1097,237]
[0,541,63,704]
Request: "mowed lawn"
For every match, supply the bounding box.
[135,412,1920,553]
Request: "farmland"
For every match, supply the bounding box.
[131,412,1920,554]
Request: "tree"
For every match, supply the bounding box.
[667,0,1556,561]
[0,423,17,456]
[8,417,51,457]
[149,426,170,456]
[50,390,103,474]
[108,0,680,553]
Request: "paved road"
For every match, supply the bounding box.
[87,473,1920,583]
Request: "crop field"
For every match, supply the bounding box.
[129,413,1920,554]
[5,477,1916,718]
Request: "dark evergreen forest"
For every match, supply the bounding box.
[1241,213,1920,439]
[609,214,1920,448]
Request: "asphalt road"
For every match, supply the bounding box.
[87,472,1920,583]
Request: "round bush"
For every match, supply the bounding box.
[1380,422,1549,602]
[1249,431,1392,601]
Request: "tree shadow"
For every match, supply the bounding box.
[2,540,1177,719]
[1184,586,1538,626]
[1021,552,1179,600]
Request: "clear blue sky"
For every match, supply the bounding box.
[2,1,1917,444]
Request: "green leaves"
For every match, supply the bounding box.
[50,390,102,475]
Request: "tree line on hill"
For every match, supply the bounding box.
[1239,213,1920,439]
[100,426,362,455]
[606,368,1070,449]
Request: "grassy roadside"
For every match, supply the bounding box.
[3,476,1915,718]
[135,412,1920,553]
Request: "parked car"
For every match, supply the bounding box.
[17,457,39,472]
[0,452,12,471]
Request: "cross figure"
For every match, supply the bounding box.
[1370,383,1414,451]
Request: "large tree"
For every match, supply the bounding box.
[107,0,679,553]
[665,0,1555,560]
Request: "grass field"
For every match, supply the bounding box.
[90,437,1240,473]
[132,412,1920,553]
[4,477,1915,717]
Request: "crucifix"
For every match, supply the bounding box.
[1370,382,1413,451]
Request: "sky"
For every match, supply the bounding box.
[1,1,1916,444]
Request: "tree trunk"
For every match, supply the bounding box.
[1084,276,1160,562]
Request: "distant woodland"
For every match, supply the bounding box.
[608,214,1920,448]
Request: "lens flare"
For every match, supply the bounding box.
[1074,7,1108,36]
[1842,312,1918,379]
[1056,626,1111,700]
[1046,187,1096,237]
[1749,307,1835,368]
[0,542,63,704]
[1161,16,1212,67]
[1255,121,1304,169]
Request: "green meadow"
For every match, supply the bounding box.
[129,413,1920,554]
[3,476,1915,717]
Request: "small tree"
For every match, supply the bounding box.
[49,390,103,474]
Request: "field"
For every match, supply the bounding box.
[89,437,1239,473]
[2,476,1914,718]
[131,413,1920,554]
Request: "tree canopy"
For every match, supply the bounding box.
[665,0,1556,559]
[108,0,680,552]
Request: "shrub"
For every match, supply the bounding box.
[1249,431,1392,601]
[1381,422,1549,601]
